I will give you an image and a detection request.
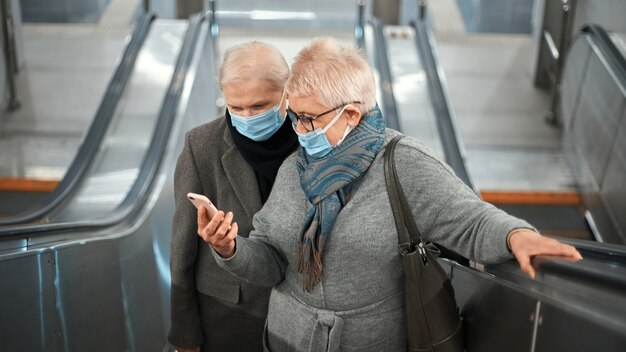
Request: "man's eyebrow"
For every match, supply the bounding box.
[229,100,271,109]
[249,100,271,107]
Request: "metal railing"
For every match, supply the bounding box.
[1,0,20,110]
[205,0,219,67]
[355,0,367,49]
[536,0,578,125]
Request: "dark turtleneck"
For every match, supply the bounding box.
[225,110,299,203]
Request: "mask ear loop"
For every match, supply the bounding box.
[335,106,358,146]
[319,105,349,135]
[335,122,354,147]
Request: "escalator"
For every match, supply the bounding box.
[363,5,626,351]
[0,12,220,351]
[0,14,154,223]
[1,2,624,350]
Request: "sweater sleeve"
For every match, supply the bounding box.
[168,133,204,349]
[211,166,290,287]
[393,138,535,263]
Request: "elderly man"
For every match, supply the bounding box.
[168,41,298,352]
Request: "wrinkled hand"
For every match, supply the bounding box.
[508,229,582,278]
[197,206,238,258]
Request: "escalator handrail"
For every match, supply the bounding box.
[581,24,626,89]
[557,236,626,259]
[532,254,626,291]
[410,15,476,192]
[0,13,156,226]
[0,14,206,238]
[483,236,626,296]
[538,237,626,291]
[370,18,401,131]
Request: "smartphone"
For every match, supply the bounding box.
[187,192,219,219]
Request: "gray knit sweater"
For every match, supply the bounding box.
[213,130,533,352]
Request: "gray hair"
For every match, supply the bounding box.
[218,41,289,91]
[286,37,377,114]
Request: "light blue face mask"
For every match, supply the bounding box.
[229,92,285,141]
[293,105,352,159]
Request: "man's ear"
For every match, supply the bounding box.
[344,104,362,127]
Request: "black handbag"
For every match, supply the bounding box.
[384,136,464,352]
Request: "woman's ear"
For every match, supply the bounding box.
[344,104,362,127]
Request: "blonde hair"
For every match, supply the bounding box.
[286,37,376,114]
[218,41,289,91]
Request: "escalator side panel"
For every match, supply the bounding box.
[570,51,624,185]
[444,259,626,352]
[560,36,592,131]
[561,28,626,244]
[0,252,57,351]
[53,242,127,351]
[537,302,626,351]
[117,218,168,352]
[600,108,626,242]
[443,262,536,352]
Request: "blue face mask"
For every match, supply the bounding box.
[293,105,353,159]
[229,92,285,141]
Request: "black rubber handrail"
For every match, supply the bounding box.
[370,18,401,131]
[533,255,626,291]
[484,236,626,294]
[0,13,206,238]
[581,24,626,87]
[0,13,155,226]
[410,14,474,190]
[557,236,626,260]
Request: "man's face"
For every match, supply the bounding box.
[223,80,284,117]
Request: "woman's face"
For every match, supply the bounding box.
[288,95,362,146]
[223,80,285,117]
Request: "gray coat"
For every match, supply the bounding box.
[214,129,534,352]
[168,117,274,351]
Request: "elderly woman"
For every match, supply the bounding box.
[168,42,298,352]
[198,38,581,351]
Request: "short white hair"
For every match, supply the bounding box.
[218,41,289,91]
[286,37,376,114]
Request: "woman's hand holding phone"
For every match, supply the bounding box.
[197,208,238,258]
[187,193,238,258]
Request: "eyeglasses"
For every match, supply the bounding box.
[287,101,361,132]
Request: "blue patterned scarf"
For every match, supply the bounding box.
[296,106,386,291]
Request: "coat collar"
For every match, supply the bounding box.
[221,125,262,219]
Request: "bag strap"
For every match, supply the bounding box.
[384,136,427,258]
